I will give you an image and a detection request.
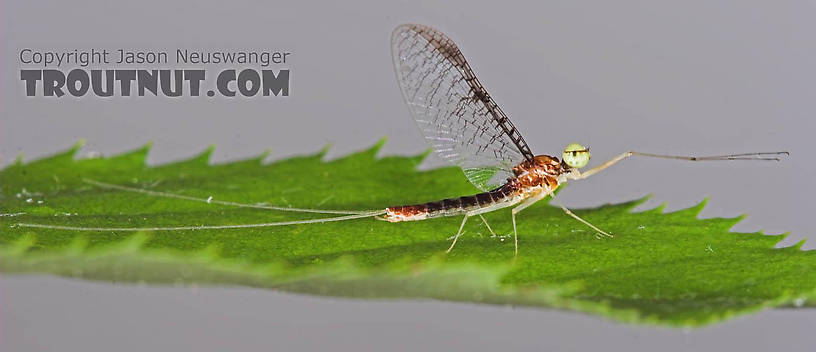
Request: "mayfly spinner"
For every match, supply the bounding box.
[18,24,788,256]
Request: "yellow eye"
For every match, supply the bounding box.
[562,143,590,168]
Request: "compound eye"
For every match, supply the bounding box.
[562,143,590,168]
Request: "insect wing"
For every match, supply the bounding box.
[391,24,535,191]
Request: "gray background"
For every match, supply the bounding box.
[1,0,814,350]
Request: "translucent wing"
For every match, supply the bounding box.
[391,24,535,192]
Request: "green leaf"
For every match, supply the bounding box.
[1,141,813,326]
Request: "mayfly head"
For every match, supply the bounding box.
[562,143,591,169]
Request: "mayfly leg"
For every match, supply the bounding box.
[575,151,789,180]
[446,210,502,253]
[446,214,471,253]
[445,212,503,253]
[510,188,553,256]
[477,214,496,236]
[510,187,612,257]
[549,192,612,238]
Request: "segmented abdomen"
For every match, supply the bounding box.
[383,183,519,222]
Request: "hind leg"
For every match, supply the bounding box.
[446,214,470,253]
[478,214,496,236]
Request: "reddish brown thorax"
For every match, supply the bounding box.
[511,155,565,190]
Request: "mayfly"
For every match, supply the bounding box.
[18,24,788,256]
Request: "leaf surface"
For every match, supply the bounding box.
[1,141,813,326]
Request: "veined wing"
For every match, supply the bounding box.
[391,24,535,192]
